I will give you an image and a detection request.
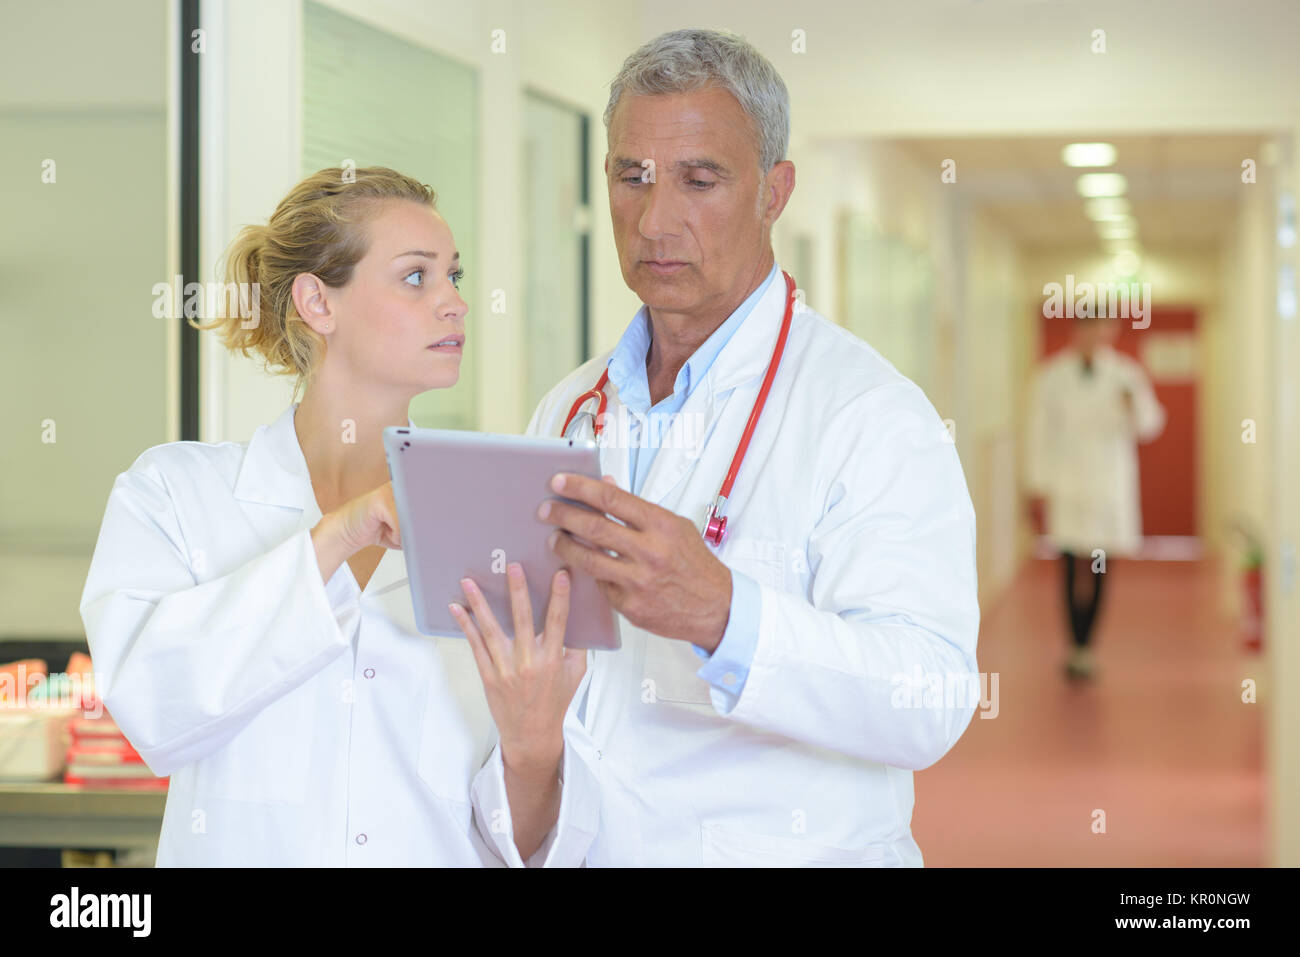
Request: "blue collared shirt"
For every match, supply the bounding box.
[603,263,777,708]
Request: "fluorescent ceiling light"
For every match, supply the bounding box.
[1097,220,1138,239]
[1101,235,1139,252]
[1076,173,1128,198]
[1085,197,1131,221]
[1062,142,1117,167]
[1113,249,1141,276]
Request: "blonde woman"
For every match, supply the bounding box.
[80,167,597,866]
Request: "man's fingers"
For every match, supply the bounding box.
[550,529,633,585]
[540,499,641,558]
[550,472,653,531]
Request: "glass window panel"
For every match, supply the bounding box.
[302,1,479,429]
[0,2,168,639]
[522,92,586,423]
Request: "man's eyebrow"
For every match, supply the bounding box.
[392,250,461,261]
[611,156,732,176]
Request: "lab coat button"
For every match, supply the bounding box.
[722,672,738,686]
[363,668,375,679]
[355,833,367,845]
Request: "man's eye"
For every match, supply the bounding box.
[621,174,645,185]
[404,268,424,287]
[688,179,715,189]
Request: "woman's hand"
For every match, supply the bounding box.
[449,563,587,860]
[310,481,402,582]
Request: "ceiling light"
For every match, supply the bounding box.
[1062,142,1117,167]
[1076,173,1128,198]
[1101,237,1139,256]
[1085,197,1131,221]
[1097,220,1138,240]
[1113,249,1141,276]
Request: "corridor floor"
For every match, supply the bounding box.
[911,557,1267,866]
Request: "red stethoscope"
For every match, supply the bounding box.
[561,270,797,547]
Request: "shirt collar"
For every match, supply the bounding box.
[605,262,780,414]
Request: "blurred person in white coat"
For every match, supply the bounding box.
[80,167,595,866]
[520,29,981,866]
[1025,313,1166,680]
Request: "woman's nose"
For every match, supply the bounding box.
[442,293,468,323]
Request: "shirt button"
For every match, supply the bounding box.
[355,833,367,845]
[363,668,375,679]
[722,672,738,686]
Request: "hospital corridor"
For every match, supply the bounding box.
[0,0,1296,905]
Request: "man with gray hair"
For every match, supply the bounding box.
[527,28,980,866]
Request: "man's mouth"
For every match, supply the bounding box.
[642,260,688,276]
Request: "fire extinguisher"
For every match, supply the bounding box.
[1241,540,1264,652]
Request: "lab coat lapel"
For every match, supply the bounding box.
[595,384,633,492]
[232,403,319,516]
[635,386,719,508]
[634,267,791,512]
[232,402,411,594]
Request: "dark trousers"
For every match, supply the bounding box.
[1061,551,1107,648]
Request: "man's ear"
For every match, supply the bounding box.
[761,160,797,229]
[291,273,333,332]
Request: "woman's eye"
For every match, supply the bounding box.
[403,268,424,287]
[450,268,464,290]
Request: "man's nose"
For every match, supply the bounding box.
[638,181,682,241]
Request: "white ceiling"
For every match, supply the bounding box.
[891,133,1264,248]
[638,0,1300,137]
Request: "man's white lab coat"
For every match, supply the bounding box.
[526,268,982,866]
[1025,344,1167,556]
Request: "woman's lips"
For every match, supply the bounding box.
[427,338,464,353]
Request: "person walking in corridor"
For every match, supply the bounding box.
[1025,313,1166,680]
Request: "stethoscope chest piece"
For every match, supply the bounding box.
[703,512,728,547]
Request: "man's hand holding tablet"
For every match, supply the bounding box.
[383,427,620,650]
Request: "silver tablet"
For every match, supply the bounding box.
[383,426,620,650]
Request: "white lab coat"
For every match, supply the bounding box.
[79,403,598,867]
[1025,345,1166,556]
[526,267,981,866]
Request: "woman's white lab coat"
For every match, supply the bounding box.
[1025,344,1167,556]
[79,403,598,866]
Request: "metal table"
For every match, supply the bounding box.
[0,782,164,850]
